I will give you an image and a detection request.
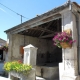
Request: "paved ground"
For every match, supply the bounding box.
[36,76,59,80]
[0,76,45,80]
[0,76,59,80]
[0,76,10,80]
[36,76,46,80]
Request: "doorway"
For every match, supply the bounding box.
[0,50,3,61]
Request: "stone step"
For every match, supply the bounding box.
[36,76,59,80]
[36,76,46,80]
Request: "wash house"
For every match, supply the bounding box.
[5,1,80,80]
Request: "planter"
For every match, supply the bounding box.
[9,69,35,80]
[60,42,72,48]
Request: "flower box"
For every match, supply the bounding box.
[60,42,72,48]
[9,68,36,80]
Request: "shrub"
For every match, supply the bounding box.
[4,60,32,74]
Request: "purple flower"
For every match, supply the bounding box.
[73,40,76,42]
[59,38,62,41]
[66,38,68,40]
[53,43,56,45]
[52,31,76,48]
[69,40,73,44]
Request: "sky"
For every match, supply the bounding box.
[0,0,80,40]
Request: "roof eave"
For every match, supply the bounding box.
[4,2,70,34]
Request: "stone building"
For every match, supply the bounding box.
[5,1,80,80]
[0,38,7,75]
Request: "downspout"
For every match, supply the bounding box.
[69,1,80,74]
[77,11,80,75]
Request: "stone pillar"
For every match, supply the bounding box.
[7,33,13,61]
[23,44,38,80]
[59,10,78,80]
[23,44,38,67]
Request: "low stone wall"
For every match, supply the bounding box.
[9,69,35,80]
[36,66,59,80]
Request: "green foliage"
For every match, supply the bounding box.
[4,60,32,74]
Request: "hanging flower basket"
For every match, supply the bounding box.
[0,45,8,52]
[2,46,8,52]
[53,31,76,48]
[60,42,72,48]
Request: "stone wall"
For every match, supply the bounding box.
[36,66,59,80]
[8,34,62,63]
[8,34,49,61]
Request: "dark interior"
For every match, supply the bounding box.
[0,50,3,61]
[37,47,62,67]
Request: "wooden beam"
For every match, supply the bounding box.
[57,19,59,31]
[10,27,27,34]
[39,21,53,37]
[39,27,46,37]
[32,27,54,33]
[39,33,55,38]
[40,31,60,38]
[9,14,61,34]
